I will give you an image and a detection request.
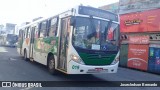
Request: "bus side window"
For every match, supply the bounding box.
[49,18,58,37]
[23,29,25,39]
[107,23,118,41]
[35,25,39,38]
[39,21,47,38]
[25,28,28,38]
[20,30,24,39]
[28,27,31,38]
[25,27,30,38]
[19,30,22,38]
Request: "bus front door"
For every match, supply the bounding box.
[58,17,70,71]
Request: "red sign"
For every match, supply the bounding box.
[128,45,149,71]
[124,19,143,26]
[129,35,149,44]
[120,9,160,33]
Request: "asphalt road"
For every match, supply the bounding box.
[0,46,160,90]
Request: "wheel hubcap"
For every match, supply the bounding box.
[49,59,54,69]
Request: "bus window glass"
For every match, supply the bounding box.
[23,29,25,38]
[35,26,39,38]
[72,17,118,51]
[27,27,30,38]
[107,23,118,41]
[19,30,22,37]
[40,21,47,37]
[25,28,28,38]
[49,18,57,36]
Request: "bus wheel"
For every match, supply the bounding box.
[48,55,57,74]
[24,50,29,61]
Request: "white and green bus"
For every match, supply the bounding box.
[17,5,120,74]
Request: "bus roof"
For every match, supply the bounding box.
[18,5,118,30]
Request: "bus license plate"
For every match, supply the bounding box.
[95,68,103,71]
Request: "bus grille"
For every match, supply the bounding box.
[79,53,116,65]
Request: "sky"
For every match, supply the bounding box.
[0,0,119,25]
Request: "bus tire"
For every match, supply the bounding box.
[24,50,29,61]
[48,55,57,74]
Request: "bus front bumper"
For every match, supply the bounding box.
[68,60,119,74]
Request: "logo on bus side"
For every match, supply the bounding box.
[72,65,79,69]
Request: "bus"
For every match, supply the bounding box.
[17,5,120,74]
[0,34,18,47]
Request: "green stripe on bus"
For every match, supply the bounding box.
[79,53,116,65]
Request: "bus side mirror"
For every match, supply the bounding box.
[70,16,76,26]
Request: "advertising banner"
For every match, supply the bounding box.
[148,44,160,74]
[129,35,149,44]
[128,44,149,71]
[120,9,160,33]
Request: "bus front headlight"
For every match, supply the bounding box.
[70,54,84,65]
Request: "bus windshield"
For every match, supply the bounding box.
[7,34,18,43]
[72,17,119,51]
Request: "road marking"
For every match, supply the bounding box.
[0,47,8,52]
